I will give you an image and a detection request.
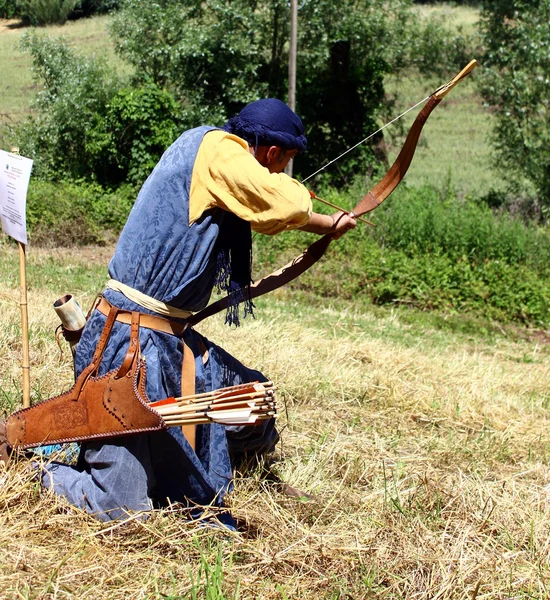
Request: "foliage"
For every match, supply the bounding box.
[371,186,550,272]
[478,0,550,210]
[26,180,135,245]
[17,0,77,24]
[100,83,183,185]
[16,32,181,186]
[17,31,120,178]
[254,184,550,326]
[110,0,471,186]
[408,17,473,80]
[72,0,121,17]
[0,0,18,18]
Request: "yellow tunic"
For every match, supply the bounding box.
[189,129,312,235]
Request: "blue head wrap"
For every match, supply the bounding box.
[222,98,307,152]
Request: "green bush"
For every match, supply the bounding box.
[371,186,550,273]
[99,84,183,186]
[26,180,135,246]
[17,0,77,24]
[17,31,121,180]
[0,0,18,18]
[17,33,181,187]
[253,184,550,326]
[73,0,121,17]
[479,0,550,210]
[20,176,550,326]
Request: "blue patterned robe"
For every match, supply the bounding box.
[42,127,277,525]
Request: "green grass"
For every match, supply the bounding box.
[415,3,481,36]
[380,4,502,197]
[0,239,109,293]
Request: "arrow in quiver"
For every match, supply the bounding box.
[4,376,277,451]
[149,381,277,427]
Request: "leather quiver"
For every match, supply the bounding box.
[5,360,164,450]
[6,304,166,450]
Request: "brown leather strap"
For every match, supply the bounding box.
[71,304,120,398]
[90,304,120,369]
[181,338,196,450]
[116,310,140,379]
[97,297,197,450]
[96,297,187,337]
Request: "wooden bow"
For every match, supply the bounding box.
[189,60,477,327]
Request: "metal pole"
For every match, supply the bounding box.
[285,0,298,177]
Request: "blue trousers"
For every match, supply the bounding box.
[42,418,277,525]
[41,295,278,525]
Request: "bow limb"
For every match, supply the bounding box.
[189,234,332,326]
[352,59,477,218]
[190,60,477,326]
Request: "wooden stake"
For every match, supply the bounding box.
[19,242,30,408]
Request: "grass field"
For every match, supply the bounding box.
[1,243,550,598]
[385,74,499,199]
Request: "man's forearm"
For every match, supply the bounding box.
[299,212,335,235]
[298,210,357,239]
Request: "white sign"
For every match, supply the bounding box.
[0,149,33,245]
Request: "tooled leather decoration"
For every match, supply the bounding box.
[5,306,165,450]
[189,61,478,327]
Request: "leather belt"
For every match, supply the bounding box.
[96,296,197,450]
[96,297,188,337]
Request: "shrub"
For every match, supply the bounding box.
[370,185,550,273]
[0,0,18,18]
[99,83,183,186]
[17,31,121,179]
[253,184,550,326]
[17,0,77,24]
[110,0,472,187]
[26,180,135,246]
[17,33,181,187]
[479,0,550,211]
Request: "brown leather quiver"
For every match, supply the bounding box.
[5,304,165,450]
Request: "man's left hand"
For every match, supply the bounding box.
[330,211,357,239]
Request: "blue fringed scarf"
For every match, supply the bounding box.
[216,98,307,326]
[214,212,255,327]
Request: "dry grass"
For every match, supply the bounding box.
[1,243,550,598]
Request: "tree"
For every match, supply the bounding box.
[479,0,550,209]
[17,32,182,186]
[17,1,471,188]
[110,0,423,185]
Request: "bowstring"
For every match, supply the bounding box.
[301,94,431,183]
